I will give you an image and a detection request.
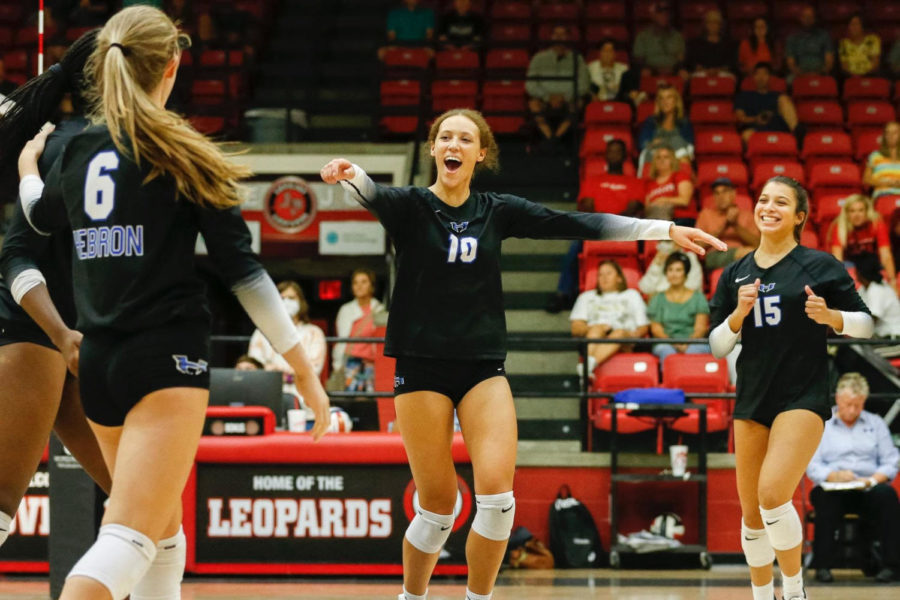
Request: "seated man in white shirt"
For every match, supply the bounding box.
[806,373,900,583]
[854,254,900,338]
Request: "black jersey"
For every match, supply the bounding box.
[709,245,870,415]
[27,125,262,334]
[0,118,85,330]
[347,179,671,360]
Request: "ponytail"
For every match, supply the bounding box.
[86,6,250,209]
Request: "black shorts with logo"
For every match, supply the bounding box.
[79,321,210,426]
[734,394,832,428]
[0,318,56,351]
[393,356,507,406]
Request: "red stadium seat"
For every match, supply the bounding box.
[491,1,532,20]
[431,80,478,112]
[382,47,431,71]
[875,195,900,221]
[484,48,530,73]
[489,23,531,43]
[689,101,735,127]
[740,74,786,93]
[854,128,883,161]
[690,75,736,98]
[581,157,637,180]
[434,49,479,74]
[584,23,630,45]
[0,26,11,48]
[2,49,27,73]
[636,100,655,124]
[808,162,862,190]
[752,161,805,192]
[819,1,858,23]
[582,240,639,257]
[697,159,749,189]
[746,132,799,164]
[586,2,626,21]
[536,1,580,21]
[800,227,819,249]
[773,1,807,25]
[380,116,419,135]
[842,77,891,101]
[791,75,838,99]
[847,101,896,129]
[639,75,684,96]
[680,0,719,22]
[727,1,769,21]
[484,116,525,134]
[584,101,633,127]
[796,101,844,128]
[695,130,742,157]
[816,193,852,225]
[191,80,226,105]
[189,115,226,135]
[537,23,581,43]
[800,130,853,160]
[865,3,900,23]
[594,353,660,392]
[0,4,23,25]
[580,127,634,157]
[481,80,526,112]
[380,80,421,106]
[707,267,725,300]
[663,354,731,436]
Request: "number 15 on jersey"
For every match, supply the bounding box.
[752,295,782,327]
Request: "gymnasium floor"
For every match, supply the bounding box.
[0,568,897,599]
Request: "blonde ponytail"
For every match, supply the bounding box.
[85,6,250,209]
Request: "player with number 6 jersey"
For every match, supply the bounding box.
[321,108,726,600]
[709,176,873,600]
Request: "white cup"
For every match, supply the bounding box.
[670,444,688,477]
[287,409,306,433]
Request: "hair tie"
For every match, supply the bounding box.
[109,42,130,56]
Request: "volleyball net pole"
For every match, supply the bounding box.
[37,0,44,75]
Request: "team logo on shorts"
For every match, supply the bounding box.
[393,375,405,388]
[172,355,209,376]
[262,176,317,234]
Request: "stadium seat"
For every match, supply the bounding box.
[482,80,526,112]
[584,101,633,127]
[380,116,419,135]
[381,47,431,72]
[773,1,807,25]
[582,240,639,258]
[491,1,532,20]
[2,49,27,74]
[483,116,525,135]
[689,100,735,127]
[865,3,900,23]
[740,74,787,93]
[746,132,799,166]
[636,100,655,124]
[584,23,630,45]
[0,4,23,25]
[854,128,882,161]
[586,1,626,20]
[434,49,479,75]
[819,0,858,23]
[537,1,580,21]
[791,75,838,99]
[662,354,731,438]
[800,130,853,161]
[847,101,896,130]
[875,195,900,222]
[816,193,851,225]
[380,79,421,106]
[695,130,742,157]
[191,80,226,105]
[842,77,891,101]
[537,23,581,43]
[581,156,637,180]
[591,353,659,392]
[800,226,819,249]
[489,23,531,43]
[680,0,720,22]
[808,162,862,191]
[580,127,634,157]
[189,115,226,136]
[639,75,684,96]
[752,161,805,192]
[484,48,530,74]
[796,101,844,128]
[707,267,724,300]
[689,75,736,98]
[697,159,749,189]
[727,1,769,21]
[431,80,478,112]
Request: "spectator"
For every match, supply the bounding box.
[588,39,628,101]
[248,280,327,384]
[632,1,685,76]
[547,140,643,313]
[0,59,17,98]
[686,9,737,76]
[570,260,650,378]
[333,269,385,392]
[854,254,900,338]
[829,194,897,289]
[526,24,590,150]
[643,144,694,220]
[696,178,760,271]
[734,62,800,142]
[838,14,881,77]
[639,239,703,295]
[806,372,900,584]
[738,17,781,76]
[863,121,900,200]
[234,354,263,371]
[648,252,711,361]
[379,0,435,60]
[785,4,834,79]
[637,85,694,171]
[889,39,900,78]
[436,0,483,49]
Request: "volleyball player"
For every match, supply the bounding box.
[320,107,727,600]
[0,29,112,553]
[709,176,874,600]
[16,7,329,600]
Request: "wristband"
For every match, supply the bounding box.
[868,477,878,488]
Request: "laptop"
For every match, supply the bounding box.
[208,368,285,427]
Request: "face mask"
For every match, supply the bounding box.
[282,298,300,318]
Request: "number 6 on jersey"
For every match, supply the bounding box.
[84,151,119,221]
[447,234,478,263]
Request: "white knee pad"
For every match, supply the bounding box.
[68,523,157,600]
[471,492,515,541]
[405,508,454,554]
[760,501,803,552]
[741,520,775,568]
[0,511,11,548]
[130,527,186,600]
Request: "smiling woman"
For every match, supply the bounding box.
[321,107,726,600]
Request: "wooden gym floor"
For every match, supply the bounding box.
[0,567,897,599]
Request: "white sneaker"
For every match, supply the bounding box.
[784,589,807,600]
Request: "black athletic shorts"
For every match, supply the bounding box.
[79,321,210,426]
[0,319,56,351]
[393,356,506,406]
[735,395,832,428]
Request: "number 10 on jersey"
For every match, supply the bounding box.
[752,295,782,327]
[447,234,478,263]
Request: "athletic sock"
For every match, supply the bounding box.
[465,589,492,600]
[402,586,427,600]
[751,580,774,600]
[782,570,804,599]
